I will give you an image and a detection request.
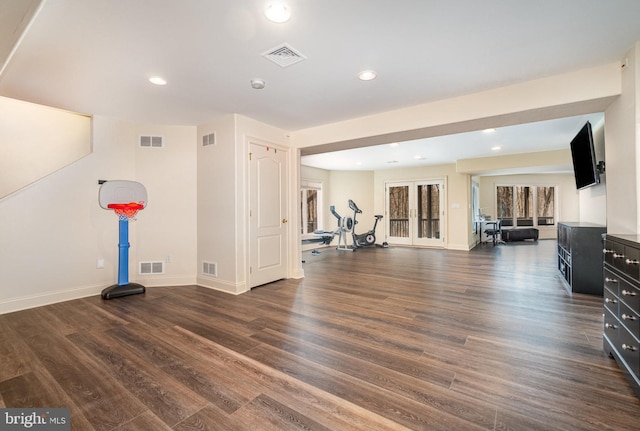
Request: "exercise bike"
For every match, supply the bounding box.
[348,199,385,248]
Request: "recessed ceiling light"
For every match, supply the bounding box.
[148,76,167,86]
[389,142,399,147]
[483,128,496,133]
[491,146,501,151]
[387,160,399,164]
[358,70,377,81]
[413,155,426,160]
[265,2,291,23]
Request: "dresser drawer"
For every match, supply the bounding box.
[605,240,625,270]
[604,240,622,266]
[620,279,640,312]
[619,326,640,377]
[604,287,619,315]
[624,246,640,280]
[604,268,620,296]
[604,308,620,347]
[620,302,640,335]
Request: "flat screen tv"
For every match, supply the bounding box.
[569,121,600,190]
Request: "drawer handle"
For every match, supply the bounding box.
[626,258,640,265]
[605,298,617,304]
[622,313,637,321]
[605,277,619,283]
[605,323,618,330]
[622,344,637,352]
[603,248,615,254]
[614,253,625,259]
[621,289,637,297]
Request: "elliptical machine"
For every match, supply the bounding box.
[348,199,384,248]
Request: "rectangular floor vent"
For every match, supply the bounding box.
[202,132,216,147]
[202,261,217,277]
[140,261,164,274]
[140,135,163,148]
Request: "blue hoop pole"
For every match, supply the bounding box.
[117,218,130,285]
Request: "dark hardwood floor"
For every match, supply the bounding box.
[1,240,639,430]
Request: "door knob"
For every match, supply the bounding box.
[282,218,288,223]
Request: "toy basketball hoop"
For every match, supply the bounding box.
[98,180,148,300]
[108,202,145,221]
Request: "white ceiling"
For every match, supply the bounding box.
[302,113,605,172]
[1,1,639,170]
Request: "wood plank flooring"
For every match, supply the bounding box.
[1,240,640,430]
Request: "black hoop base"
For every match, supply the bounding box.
[101,282,145,300]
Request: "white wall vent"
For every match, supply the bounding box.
[202,261,217,277]
[140,135,163,148]
[202,132,216,147]
[139,261,164,274]
[262,43,306,68]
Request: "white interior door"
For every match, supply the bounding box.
[386,180,445,247]
[249,142,288,288]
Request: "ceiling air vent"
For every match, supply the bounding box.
[140,135,163,148]
[262,43,306,68]
[202,132,216,147]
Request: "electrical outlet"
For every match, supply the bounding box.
[166,254,172,263]
[97,259,105,269]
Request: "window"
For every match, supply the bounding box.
[496,184,555,228]
[300,180,323,236]
[537,186,555,226]
[515,186,534,226]
[496,186,514,227]
[471,181,480,233]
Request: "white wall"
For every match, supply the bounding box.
[196,115,239,292]
[0,116,197,313]
[0,96,92,199]
[605,42,639,234]
[133,123,197,286]
[328,170,375,226]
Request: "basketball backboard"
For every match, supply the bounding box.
[98,180,147,209]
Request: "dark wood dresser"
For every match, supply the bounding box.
[603,234,640,398]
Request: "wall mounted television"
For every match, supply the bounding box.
[569,121,600,190]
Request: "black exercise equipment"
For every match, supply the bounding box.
[348,199,383,248]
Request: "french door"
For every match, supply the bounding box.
[386,180,445,247]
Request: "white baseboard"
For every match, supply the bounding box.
[196,276,248,295]
[138,275,197,287]
[0,274,198,315]
[447,243,472,251]
[0,284,104,315]
[289,267,305,279]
